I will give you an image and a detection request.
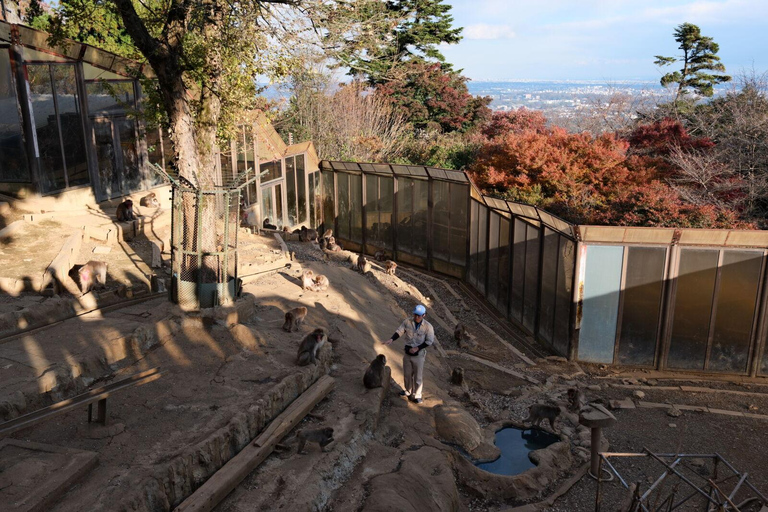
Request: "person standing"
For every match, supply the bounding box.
[382,304,434,404]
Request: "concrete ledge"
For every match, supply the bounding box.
[40,230,83,293]
[0,220,26,241]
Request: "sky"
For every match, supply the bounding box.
[440,0,768,81]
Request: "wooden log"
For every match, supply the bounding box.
[175,375,335,512]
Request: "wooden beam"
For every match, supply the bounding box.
[175,375,335,512]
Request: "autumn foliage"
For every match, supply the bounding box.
[468,110,747,228]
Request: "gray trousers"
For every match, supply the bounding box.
[402,350,426,399]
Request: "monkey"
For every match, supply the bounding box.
[263,218,277,230]
[354,253,371,274]
[116,199,136,221]
[450,367,465,386]
[282,307,308,332]
[306,228,318,242]
[363,354,388,389]
[78,261,108,295]
[301,270,315,291]
[327,242,342,252]
[311,274,329,292]
[567,387,586,412]
[523,403,561,432]
[296,427,334,454]
[297,328,327,366]
[319,237,328,250]
[321,228,333,240]
[454,323,468,342]
[374,250,388,262]
[385,260,397,275]
[139,192,160,208]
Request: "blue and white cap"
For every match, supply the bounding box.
[413,304,427,316]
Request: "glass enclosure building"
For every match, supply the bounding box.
[319,160,768,378]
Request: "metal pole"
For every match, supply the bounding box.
[591,426,601,477]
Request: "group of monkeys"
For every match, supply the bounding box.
[350,251,397,276]
[115,192,161,222]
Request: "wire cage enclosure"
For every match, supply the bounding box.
[154,164,257,310]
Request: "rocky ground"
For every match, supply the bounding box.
[2,231,768,511]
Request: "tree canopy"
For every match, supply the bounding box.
[654,22,731,101]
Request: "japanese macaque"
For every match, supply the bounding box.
[263,218,277,230]
[363,354,387,389]
[321,229,333,240]
[282,307,307,332]
[301,270,316,291]
[116,199,136,221]
[296,427,334,454]
[524,403,561,432]
[454,323,476,349]
[374,250,389,262]
[299,226,318,242]
[355,253,371,274]
[567,387,586,412]
[78,261,107,294]
[450,367,465,386]
[385,260,397,275]
[139,192,160,208]
[297,328,327,366]
[327,242,342,252]
[311,274,329,291]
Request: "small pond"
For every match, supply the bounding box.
[475,427,560,476]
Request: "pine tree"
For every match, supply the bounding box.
[654,23,731,101]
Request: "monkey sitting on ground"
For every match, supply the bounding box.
[116,199,136,221]
[297,328,327,366]
[299,226,319,242]
[454,323,476,349]
[354,253,371,274]
[374,250,388,262]
[282,307,308,332]
[78,261,108,295]
[523,403,561,432]
[139,192,160,208]
[296,427,334,454]
[567,387,586,412]
[311,274,330,291]
[450,367,465,386]
[363,354,388,389]
[385,260,397,275]
[263,218,277,230]
[301,270,315,291]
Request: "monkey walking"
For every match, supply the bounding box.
[523,403,561,432]
[385,260,397,275]
[78,261,108,295]
[296,427,334,454]
[282,307,308,332]
[116,199,136,222]
[567,387,586,412]
[363,354,388,389]
[297,328,327,366]
[139,192,160,208]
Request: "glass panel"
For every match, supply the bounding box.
[433,181,450,262]
[27,64,66,193]
[553,237,575,355]
[286,156,297,225]
[82,63,129,80]
[476,204,488,295]
[86,81,134,117]
[309,173,316,228]
[667,249,719,370]
[337,172,349,240]
[397,178,413,253]
[578,245,624,363]
[449,183,468,265]
[522,223,540,331]
[510,218,526,322]
[617,247,666,366]
[146,127,163,170]
[115,117,141,192]
[350,173,363,243]
[297,154,307,224]
[93,119,118,197]
[0,49,29,181]
[498,217,510,315]
[322,171,334,234]
[487,212,500,308]
[539,228,558,343]
[261,187,274,227]
[469,201,479,289]
[53,65,89,187]
[275,183,284,228]
[708,251,763,372]
[261,160,281,182]
[379,177,393,249]
[365,175,379,245]
[411,179,428,257]
[220,141,234,182]
[236,129,248,176]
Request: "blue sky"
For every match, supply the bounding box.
[440,0,768,81]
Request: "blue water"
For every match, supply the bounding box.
[475,428,560,476]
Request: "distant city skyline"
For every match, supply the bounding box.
[442,0,768,82]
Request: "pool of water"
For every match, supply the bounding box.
[475,427,560,476]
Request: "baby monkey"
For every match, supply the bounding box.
[297,328,327,366]
[524,403,561,432]
[282,307,308,332]
[385,260,397,275]
[363,354,388,389]
[78,261,108,295]
[296,427,334,454]
[311,274,330,291]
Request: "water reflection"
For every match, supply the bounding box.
[475,427,559,476]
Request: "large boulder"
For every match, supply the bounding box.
[363,446,460,512]
[434,403,500,462]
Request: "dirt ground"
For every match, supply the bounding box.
[2,231,768,511]
[0,220,77,282]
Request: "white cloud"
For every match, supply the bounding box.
[464,23,516,40]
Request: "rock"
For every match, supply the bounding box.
[646,379,658,386]
[363,447,460,512]
[546,356,568,363]
[667,407,682,418]
[690,458,706,468]
[433,404,499,461]
[633,390,646,400]
[748,404,759,412]
[668,423,677,428]
[586,385,601,391]
[609,399,635,410]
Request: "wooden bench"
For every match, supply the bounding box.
[0,367,162,436]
